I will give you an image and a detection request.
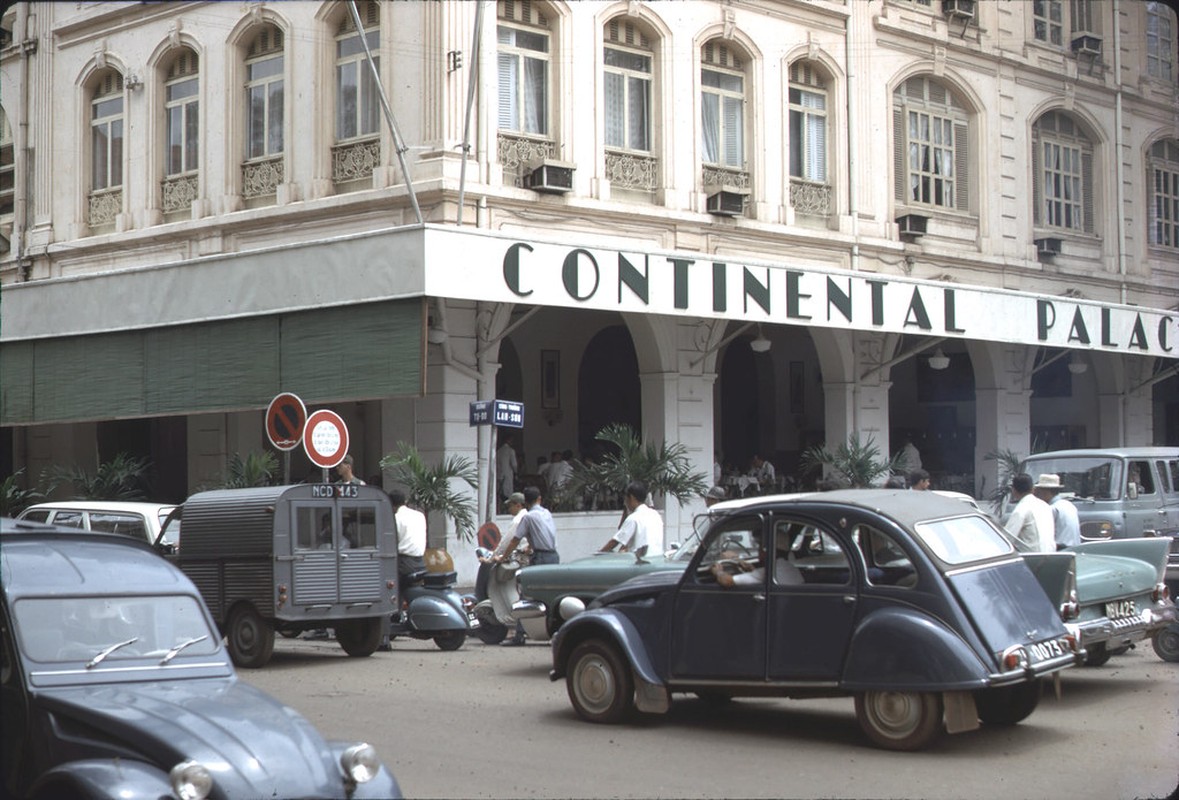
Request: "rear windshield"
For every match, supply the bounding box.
[913,515,1014,565]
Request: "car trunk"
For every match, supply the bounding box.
[946,558,1068,665]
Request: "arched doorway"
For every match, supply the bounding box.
[577,325,640,457]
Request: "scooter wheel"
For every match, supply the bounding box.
[475,622,509,644]
[434,631,466,651]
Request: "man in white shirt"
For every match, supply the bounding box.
[599,481,664,559]
[1032,473,1082,550]
[1004,473,1055,553]
[495,433,518,501]
[388,490,427,578]
[750,453,776,493]
[488,492,528,560]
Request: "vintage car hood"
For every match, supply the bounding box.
[592,570,682,608]
[37,678,352,796]
[947,559,1068,658]
[1073,552,1161,605]
[519,552,686,596]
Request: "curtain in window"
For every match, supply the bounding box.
[523,56,547,135]
[605,72,624,148]
[722,96,743,167]
[627,75,649,151]
[702,93,719,164]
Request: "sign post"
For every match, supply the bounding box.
[303,409,350,482]
[265,392,306,484]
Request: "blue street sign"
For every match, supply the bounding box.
[469,399,524,428]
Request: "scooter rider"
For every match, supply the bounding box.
[389,490,427,579]
[493,486,559,645]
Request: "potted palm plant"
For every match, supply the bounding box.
[799,435,900,489]
[380,442,478,572]
[44,452,151,500]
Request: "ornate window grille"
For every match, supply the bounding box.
[242,156,283,199]
[605,151,658,192]
[162,174,199,214]
[332,138,381,184]
[497,132,555,187]
[88,188,122,227]
[790,179,832,217]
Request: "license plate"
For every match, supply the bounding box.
[1105,599,1138,619]
[1026,637,1069,664]
[467,613,480,629]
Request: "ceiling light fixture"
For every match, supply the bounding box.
[927,348,951,371]
[1067,352,1088,374]
[749,324,771,353]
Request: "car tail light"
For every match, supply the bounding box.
[1063,632,1080,653]
[1152,582,1170,604]
[1002,645,1029,670]
[1060,589,1080,621]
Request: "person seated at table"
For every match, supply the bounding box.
[750,453,776,493]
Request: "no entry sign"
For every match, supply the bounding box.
[265,392,307,451]
[303,409,350,469]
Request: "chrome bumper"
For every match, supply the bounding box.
[1074,603,1175,649]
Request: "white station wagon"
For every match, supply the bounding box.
[18,500,179,548]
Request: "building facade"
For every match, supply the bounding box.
[1,0,1177,580]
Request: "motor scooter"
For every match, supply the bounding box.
[387,568,478,651]
[471,547,549,643]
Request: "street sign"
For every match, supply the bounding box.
[469,399,524,429]
[303,409,350,469]
[265,392,307,451]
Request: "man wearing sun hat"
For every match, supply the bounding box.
[1032,473,1081,550]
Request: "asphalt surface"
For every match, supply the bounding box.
[238,632,1179,800]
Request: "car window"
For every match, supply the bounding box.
[698,515,762,567]
[1170,460,1179,495]
[89,512,148,540]
[13,595,219,664]
[19,510,49,522]
[1127,459,1155,495]
[914,514,1014,565]
[50,511,84,528]
[853,524,917,588]
[1020,457,1118,500]
[342,506,377,549]
[774,520,851,586]
[1154,460,1170,494]
[297,505,335,550]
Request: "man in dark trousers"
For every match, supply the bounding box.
[492,485,559,645]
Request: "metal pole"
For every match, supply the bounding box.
[456,0,485,225]
[348,0,422,225]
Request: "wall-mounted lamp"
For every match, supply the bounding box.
[927,348,951,371]
[1067,352,1088,375]
[125,74,143,91]
[749,324,771,353]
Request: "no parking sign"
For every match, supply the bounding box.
[303,409,350,469]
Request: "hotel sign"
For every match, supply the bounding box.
[422,230,1176,358]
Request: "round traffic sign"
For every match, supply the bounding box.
[265,392,307,451]
[303,409,350,469]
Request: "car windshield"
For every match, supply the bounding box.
[912,514,1015,565]
[1019,456,1120,500]
[14,595,219,665]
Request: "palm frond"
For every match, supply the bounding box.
[799,435,898,488]
[564,423,709,507]
[44,453,151,500]
[380,442,479,543]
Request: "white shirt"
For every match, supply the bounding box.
[547,460,572,488]
[394,505,427,558]
[496,444,517,491]
[732,558,804,586]
[1004,493,1055,553]
[493,508,528,558]
[612,503,664,555]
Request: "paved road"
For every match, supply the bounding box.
[241,636,1179,800]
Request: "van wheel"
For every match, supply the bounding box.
[227,604,275,669]
[855,691,943,751]
[1152,624,1179,663]
[975,680,1041,725]
[475,622,509,644]
[336,618,382,657]
[567,640,634,724]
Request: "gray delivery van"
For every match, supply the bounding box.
[158,483,398,668]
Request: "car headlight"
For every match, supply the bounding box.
[340,743,380,784]
[169,760,213,800]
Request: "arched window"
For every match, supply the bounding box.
[497,0,550,137]
[162,49,199,218]
[1147,1,1175,82]
[1148,138,1179,249]
[1032,110,1094,233]
[700,41,745,171]
[787,60,830,217]
[89,70,124,227]
[242,24,284,201]
[893,76,970,213]
[336,1,380,142]
[604,19,651,153]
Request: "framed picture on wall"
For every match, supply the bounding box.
[541,350,560,409]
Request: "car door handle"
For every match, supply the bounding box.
[843,595,856,605]
[752,593,765,602]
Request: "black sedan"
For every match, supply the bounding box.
[0,518,401,799]
[550,490,1083,751]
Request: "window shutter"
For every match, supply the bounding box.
[954,121,969,212]
[497,53,516,129]
[1081,150,1094,232]
[1149,165,1160,246]
[1032,136,1042,226]
[893,106,906,202]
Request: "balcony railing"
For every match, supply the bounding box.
[87,188,122,227]
[605,150,658,192]
[241,156,283,199]
[332,138,381,185]
[702,165,750,191]
[162,173,199,215]
[790,178,832,217]
[498,133,556,188]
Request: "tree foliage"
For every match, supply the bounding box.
[45,453,151,500]
[221,451,280,489]
[799,435,899,488]
[380,442,479,543]
[563,423,709,509]
[0,469,45,517]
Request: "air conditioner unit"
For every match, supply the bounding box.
[706,187,748,217]
[943,0,975,20]
[1071,33,1102,57]
[525,159,575,194]
[896,213,929,238]
[1035,237,1063,258]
